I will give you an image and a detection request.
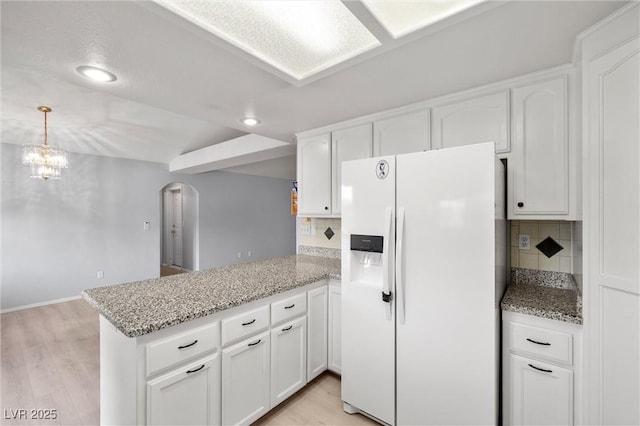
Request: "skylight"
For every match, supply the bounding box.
[156,0,381,81]
[362,0,486,39]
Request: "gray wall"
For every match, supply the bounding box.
[0,143,296,310]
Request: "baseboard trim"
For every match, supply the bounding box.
[1,295,82,314]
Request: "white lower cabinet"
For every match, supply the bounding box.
[103,281,334,425]
[328,283,341,374]
[307,286,328,381]
[222,331,271,425]
[147,353,220,426]
[510,354,573,426]
[503,311,582,426]
[271,316,307,407]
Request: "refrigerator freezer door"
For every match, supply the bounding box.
[396,142,498,425]
[341,156,396,426]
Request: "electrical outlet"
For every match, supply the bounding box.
[237,252,242,258]
[300,223,311,235]
[97,271,104,279]
[247,251,252,257]
[518,234,531,250]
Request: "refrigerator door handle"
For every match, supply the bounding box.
[382,207,393,320]
[396,207,406,325]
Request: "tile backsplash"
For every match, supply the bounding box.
[298,218,581,279]
[510,220,572,273]
[298,217,342,257]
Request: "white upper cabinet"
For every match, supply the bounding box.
[331,124,372,215]
[431,91,509,153]
[373,109,430,156]
[297,133,332,216]
[510,77,569,218]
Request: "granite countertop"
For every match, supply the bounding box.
[82,255,341,338]
[501,268,582,325]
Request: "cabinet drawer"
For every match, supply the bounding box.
[221,305,269,347]
[271,293,307,325]
[146,322,219,377]
[509,321,573,364]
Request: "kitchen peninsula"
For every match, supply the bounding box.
[82,255,340,425]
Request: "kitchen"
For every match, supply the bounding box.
[1,1,638,425]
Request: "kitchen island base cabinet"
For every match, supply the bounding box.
[307,286,328,382]
[271,316,307,407]
[328,283,342,374]
[222,331,271,426]
[93,278,335,425]
[147,353,220,426]
[509,354,573,426]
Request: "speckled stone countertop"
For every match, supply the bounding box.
[501,268,582,325]
[82,255,341,338]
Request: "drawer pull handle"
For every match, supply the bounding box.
[526,338,551,346]
[282,326,293,331]
[284,304,295,309]
[528,363,553,373]
[178,340,198,349]
[242,319,256,326]
[186,364,205,374]
[248,339,261,347]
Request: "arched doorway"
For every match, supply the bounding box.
[160,182,199,276]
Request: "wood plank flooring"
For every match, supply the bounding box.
[1,299,376,425]
[255,373,375,425]
[160,264,187,277]
[1,299,100,425]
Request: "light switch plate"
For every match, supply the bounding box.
[518,234,531,250]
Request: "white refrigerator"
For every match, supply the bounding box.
[341,142,507,425]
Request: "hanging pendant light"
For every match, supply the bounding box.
[22,106,68,180]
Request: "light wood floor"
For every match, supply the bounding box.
[160,264,187,277]
[1,299,100,425]
[1,299,375,426]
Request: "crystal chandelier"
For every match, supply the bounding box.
[22,106,68,180]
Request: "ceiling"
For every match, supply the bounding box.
[0,1,627,180]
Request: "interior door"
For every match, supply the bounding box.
[172,189,183,267]
[164,189,174,266]
[396,143,497,425]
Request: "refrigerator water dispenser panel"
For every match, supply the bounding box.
[350,234,383,253]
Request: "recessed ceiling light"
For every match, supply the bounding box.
[76,65,117,82]
[242,117,260,126]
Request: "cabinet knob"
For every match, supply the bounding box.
[324,206,328,210]
[517,202,524,208]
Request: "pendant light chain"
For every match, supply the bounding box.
[44,108,48,146]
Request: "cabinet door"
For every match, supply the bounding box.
[271,316,307,407]
[307,286,328,381]
[511,77,568,216]
[510,354,573,426]
[431,91,509,153]
[222,331,270,426]
[373,109,429,156]
[328,284,342,374]
[585,36,639,426]
[331,124,372,214]
[147,353,220,426]
[297,134,331,215]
